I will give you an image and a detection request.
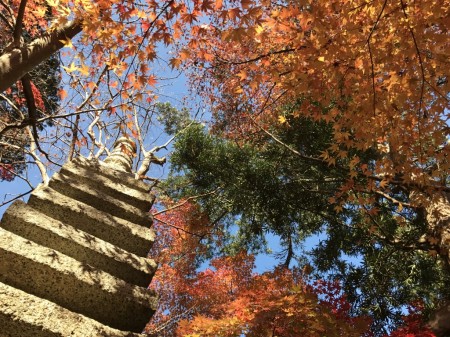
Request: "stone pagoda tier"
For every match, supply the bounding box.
[0,138,158,337]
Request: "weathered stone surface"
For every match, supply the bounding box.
[72,156,151,194]
[61,159,155,211]
[28,186,154,257]
[48,171,152,227]
[0,281,143,337]
[0,228,158,332]
[1,200,157,287]
[103,137,137,173]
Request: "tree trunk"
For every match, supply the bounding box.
[426,192,450,262]
[424,192,450,336]
[0,20,82,92]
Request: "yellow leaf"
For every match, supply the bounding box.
[59,37,73,48]
[379,179,389,189]
[354,58,363,69]
[255,25,264,34]
[318,56,325,62]
[169,58,182,69]
[237,70,247,80]
[62,62,79,73]
[80,63,89,76]
[46,0,59,7]
[278,115,286,124]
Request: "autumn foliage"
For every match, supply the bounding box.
[178,0,449,213]
[1,0,449,335]
[385,304,436,337]
[146,199,371,336]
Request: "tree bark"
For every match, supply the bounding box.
[0,20,82,92]
[424,192,450,337]
[427,192,450,261]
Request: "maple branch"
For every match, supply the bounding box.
[0,189,33,208]
[152,189,219,216]
[0,19,82,92]
[0,163,33,189]
[21,74,56,166]
[216,48,296,66]
[87,111,102,159]
[13,0,27,46]
[0,137,48,185]
[135,108,196,179]
[77,65,108,111]
[21,75,38,140]
[399,0,426,117]
[366,0,388,115]
[425,79,449,103]
[36,104,123,124]
[0,10,14,31]
[0,93,31,137]
[146,304,198,336]
[249,116,328,165]
[0,0,14,17]
[119,0,174,93]
[25,125,49,185]
[153,217,206,238]
[68,114,80,161]
[374,190,413,208]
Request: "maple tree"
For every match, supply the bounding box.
[0,0,226,186]
[386,304,436,337]
[146,198,371,337]
[176,0,449,261]
[0,0,448,334]
[163,0,449,333]
[0,0,61,181]
[167,118,450,334]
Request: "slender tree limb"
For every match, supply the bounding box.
[399,0,426,117]
[68,114,80,161]
[366,0,388,116]
[153,189,219,216]
[25,126,49,185]
[0,10,14,31]
[146,304,199,336]
[374,190,413,208]
[153,217,206,238]
[249,116,328,165]
[12,0,27,46]
[0,189,33,208]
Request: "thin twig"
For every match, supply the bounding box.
[153,217,206,238]
[366,0,388,115]
[153,189,219,216]
[0,189,33,207]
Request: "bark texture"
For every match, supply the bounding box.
[0,21,82,92]
[426,192,450,337]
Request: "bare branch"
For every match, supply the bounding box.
[153,217,206,238]
[0,189,33,208]
[152,189,219,216]
[25,126,49,185]
[68,114,80,161]
[366,0,388,116]
[13,0,27,46]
